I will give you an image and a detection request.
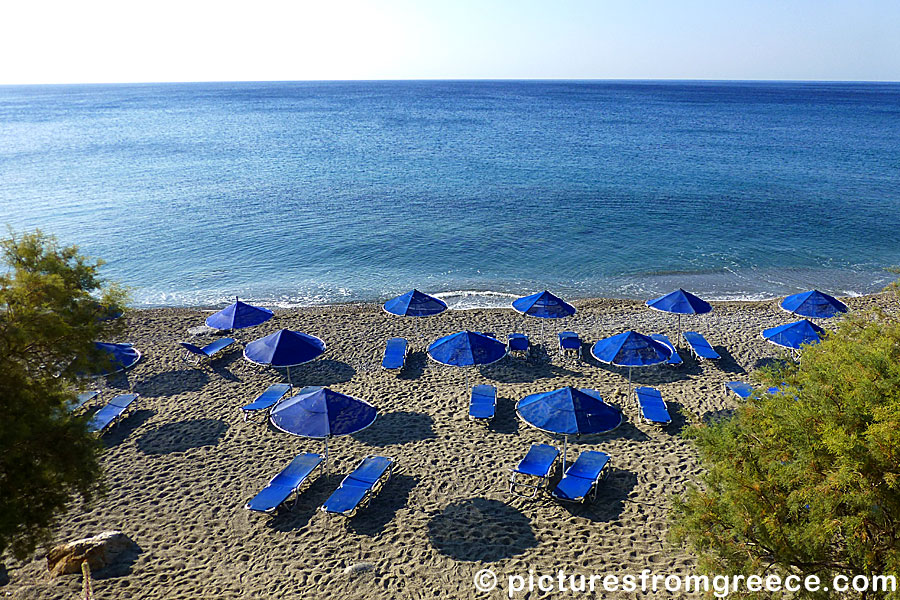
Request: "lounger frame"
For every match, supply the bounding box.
[682,331,721,361]
[88,393,139,434]
[468,384,497,422]
[381,337,409,371]
[240,383,293,422]
[180,337,236,365]
[557,332,582,360]
[320,455,395,517]
[634,386,672,426]
[551,451,612,504]
[245,452,324,514]
[509,444,560,499]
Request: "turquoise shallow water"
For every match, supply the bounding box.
[1,80,898,308]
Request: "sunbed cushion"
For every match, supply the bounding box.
[344,456,393,486]
[322,484,370,515]
[558,332,580,350]
[508,333,529,352]
[469,384,496,419]
[245,453,323,513]
[552,451,610,502]
[382,337,407,370]
[246,484,297,513]
[88,393,138,432]
[242,383,292,412]
[515,444,559,477]
[682,331,720,360]
[635,387,671,424]
[650,334,683,365]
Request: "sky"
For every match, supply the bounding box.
[1,0,899,84]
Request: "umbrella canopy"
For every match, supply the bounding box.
[244,329,325,367]
[270,386,377,463]
[762,319,826,350]
[206,297,274,330]
[780,290,848,319]
[517,386,623,436]
[270,386,377,439]
[383,289,448,317]
[427,330,507,367]
[646,288,712,316]
[244,329,326,388]
[590,331,673,367]
[517,386,622,470]
[512,290,576,319]
[84,342,141,377]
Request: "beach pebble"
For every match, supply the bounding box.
[342,562,375,576]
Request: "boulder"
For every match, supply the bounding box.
[46,531,137,577]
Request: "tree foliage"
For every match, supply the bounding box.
[671,290,900,598]
[0,230,127,561]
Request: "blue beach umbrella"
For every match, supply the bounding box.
[82,342,142,377]
[243,329,326,389]
[762,319,825,359]
[590,331,672,398]
[383,289,448,341]
[512,290,576,343]
[206,297,274,330]
[517,386,623,470]
[427,330,507,389]
[270,386,377,463]
[780,290,848,319]
[646,288,712,335]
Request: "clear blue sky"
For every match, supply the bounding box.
[2,0,898,84]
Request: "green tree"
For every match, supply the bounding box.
[0,230,127,562]
[671,290,900,598]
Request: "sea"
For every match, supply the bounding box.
[1,80,898,309]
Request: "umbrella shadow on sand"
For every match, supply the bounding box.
[134,369,209,397]
[349,474,420,537]
[136,418,229,455]
[428,498,538,562]
[559,467,638,522]
[284,360,356,387]
[352,411,436,446]
[100,409,156,448]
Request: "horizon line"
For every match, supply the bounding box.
[2,77,899,88]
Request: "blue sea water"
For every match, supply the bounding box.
[1,80,898,308]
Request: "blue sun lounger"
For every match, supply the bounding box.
[507,333,529,357]
[634,386,672,426]
[682,331,720,361]
[468,384,497,421]
[88,393,139,433]
[650,334,683,366]
[558,331,582,359]
[509,443,560,498]
[381,337,408,371]
[724,381,782,399]
[180,337,236,364]
[240,383,292,422]
[551,451,611,503]
[245,452,324,513]
[69,390,99,413]
[321,456,394,517]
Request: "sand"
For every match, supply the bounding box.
[4,293,896,599]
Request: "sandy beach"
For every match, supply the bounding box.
[4,292,895,599]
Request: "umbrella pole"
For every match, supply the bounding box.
[628,367,633,403]
[324,437,329,472]
[562,435,568,472]
[287,365,293,393]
